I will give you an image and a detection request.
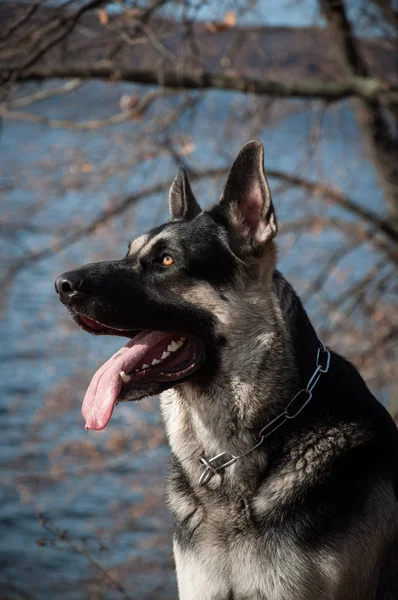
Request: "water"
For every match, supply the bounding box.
[0,80,390,599]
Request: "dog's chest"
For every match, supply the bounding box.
[171,487,305,600]
[173,504,303,600]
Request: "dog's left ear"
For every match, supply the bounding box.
[217,140,277,248]
[169,167,201,220]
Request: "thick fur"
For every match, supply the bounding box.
[56,141,398,600]
[163,270,398,599]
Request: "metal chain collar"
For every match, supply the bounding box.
[198,338,331,486]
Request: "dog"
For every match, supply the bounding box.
[55,141,398,599]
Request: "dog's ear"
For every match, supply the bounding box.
[169,167,201,220]
[217,140,277,248]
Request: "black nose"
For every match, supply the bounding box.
[55,271,84,303]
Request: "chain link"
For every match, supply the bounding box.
[199,338,331,486]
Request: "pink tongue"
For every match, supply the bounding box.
[82,331,168,431]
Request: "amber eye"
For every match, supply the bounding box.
[161,255,174,266]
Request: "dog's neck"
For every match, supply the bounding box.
[272,270,319,383]
[161,270,319,491]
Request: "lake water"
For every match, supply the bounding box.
[0,80,389,599]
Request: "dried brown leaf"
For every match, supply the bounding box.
[98,8,109,25]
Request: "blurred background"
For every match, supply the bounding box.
[0,0,397,598]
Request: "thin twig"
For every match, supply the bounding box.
[38,515,134,600]
[3,78,83,109]
[0,89,174,130]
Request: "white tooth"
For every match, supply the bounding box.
[176,340,184,349]
[151,358,160,365]
[168,340,180,352]
[161,351,170,360]
[120,371,131,383]
[141,363,149,370]
[180,337,186,342]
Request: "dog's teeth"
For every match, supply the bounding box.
[120,371,131,383]
[176,340,184,349]
[168,340,180,352]
[141,363,149,370]
[161,351,170,360]
[151,358,160,366]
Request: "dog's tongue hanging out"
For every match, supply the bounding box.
[82,331,181,430]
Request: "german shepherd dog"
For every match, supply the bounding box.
[55,141,398,599]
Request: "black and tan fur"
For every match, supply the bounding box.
[56,141,398,599]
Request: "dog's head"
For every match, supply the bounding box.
[55,141,278,430]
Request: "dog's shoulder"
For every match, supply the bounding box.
[253,354,398,549]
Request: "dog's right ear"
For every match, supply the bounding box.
[215,140,277,251]
[169,167,201,220]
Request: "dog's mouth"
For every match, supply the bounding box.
[77,315,204,431]
[76,314,138,337]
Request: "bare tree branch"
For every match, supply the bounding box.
[0,89,174,130]
[10,68,398,105]
[320,0,398,220]
[369,0,398,32]
[266,169,398,244]
[0,168,228,300]
[4,78,83,109]
[38,515,134,600]
[359,326,398,362]
[1,3,396,105]
[2,165,396,301]
[1,0,106,91]
[0,0,45,42]
[301,240,360,303]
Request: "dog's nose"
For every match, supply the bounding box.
[55,271,84,303]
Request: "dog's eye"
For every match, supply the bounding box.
[161,255,174,267]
